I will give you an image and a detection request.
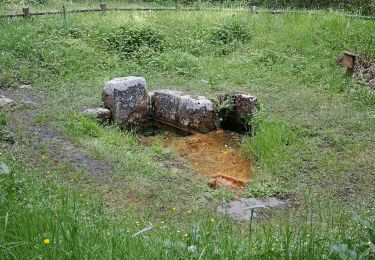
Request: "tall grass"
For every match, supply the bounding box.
[1,158,374,258]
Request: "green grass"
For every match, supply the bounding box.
[1,5,375,259]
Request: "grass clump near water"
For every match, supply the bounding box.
[0,4,375,259]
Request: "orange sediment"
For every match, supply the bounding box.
[164,129,252,186]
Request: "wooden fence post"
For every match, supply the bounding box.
[62,5,66,21]
[342,51,357,76]
[100,3,107,12]
[23,8,31,19]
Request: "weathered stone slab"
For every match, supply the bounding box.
[151,91,217,132]
[102,77,149,125]
[178,94,217,132]
[0,95,13,108]
[83,108,111,122]
[217,197,285,221]
[151,90,183,124]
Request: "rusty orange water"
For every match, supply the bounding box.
[163,129,252,183]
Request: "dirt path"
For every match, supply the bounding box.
[0,88,111,178]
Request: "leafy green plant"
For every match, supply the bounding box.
[330,215,375,259]
[210,18,252,54]
[106,26,164,58]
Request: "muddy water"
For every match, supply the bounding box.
[141,127,252,185]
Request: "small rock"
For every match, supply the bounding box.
[0,95,13,108]
[83,108,111,122]
[178,94,217,132]
[19,84,31,89]
[217,197,285,221]
[102,77,149,126]
[200,79,209,84]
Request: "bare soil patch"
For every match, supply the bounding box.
[0,88,111,178]
[139,124,252,189]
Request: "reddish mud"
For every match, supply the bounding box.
[162,129,252,188]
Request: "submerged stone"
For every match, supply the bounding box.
[102,77,149,126]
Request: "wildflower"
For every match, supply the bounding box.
[172,207,176,211]
[211,218,215,222]
[41,155,46,159]
[368,241,373,246]
[187,210,191,214]
[43,239,50,245]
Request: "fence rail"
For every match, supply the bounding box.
[1,4,374,20]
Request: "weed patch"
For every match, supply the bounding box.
[210,17,252,55]
[106,26,164,59]
[66,114,103,138]
[0,112,6,126]
[243,110,297,170]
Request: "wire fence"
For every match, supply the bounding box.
[0,4,374,20]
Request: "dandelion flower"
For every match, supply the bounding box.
[172,207,176,211]
[43,239,50,245]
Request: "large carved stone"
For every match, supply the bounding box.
[151,91,217,132]
[102,77,149,125]
[151,90,182,125]
[178,94,217,132]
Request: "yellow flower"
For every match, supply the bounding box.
[172,207,176,211]
[43,238,50,245]
[211,218,215,222]
[41,155,46,159]
[187,210,191,214]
